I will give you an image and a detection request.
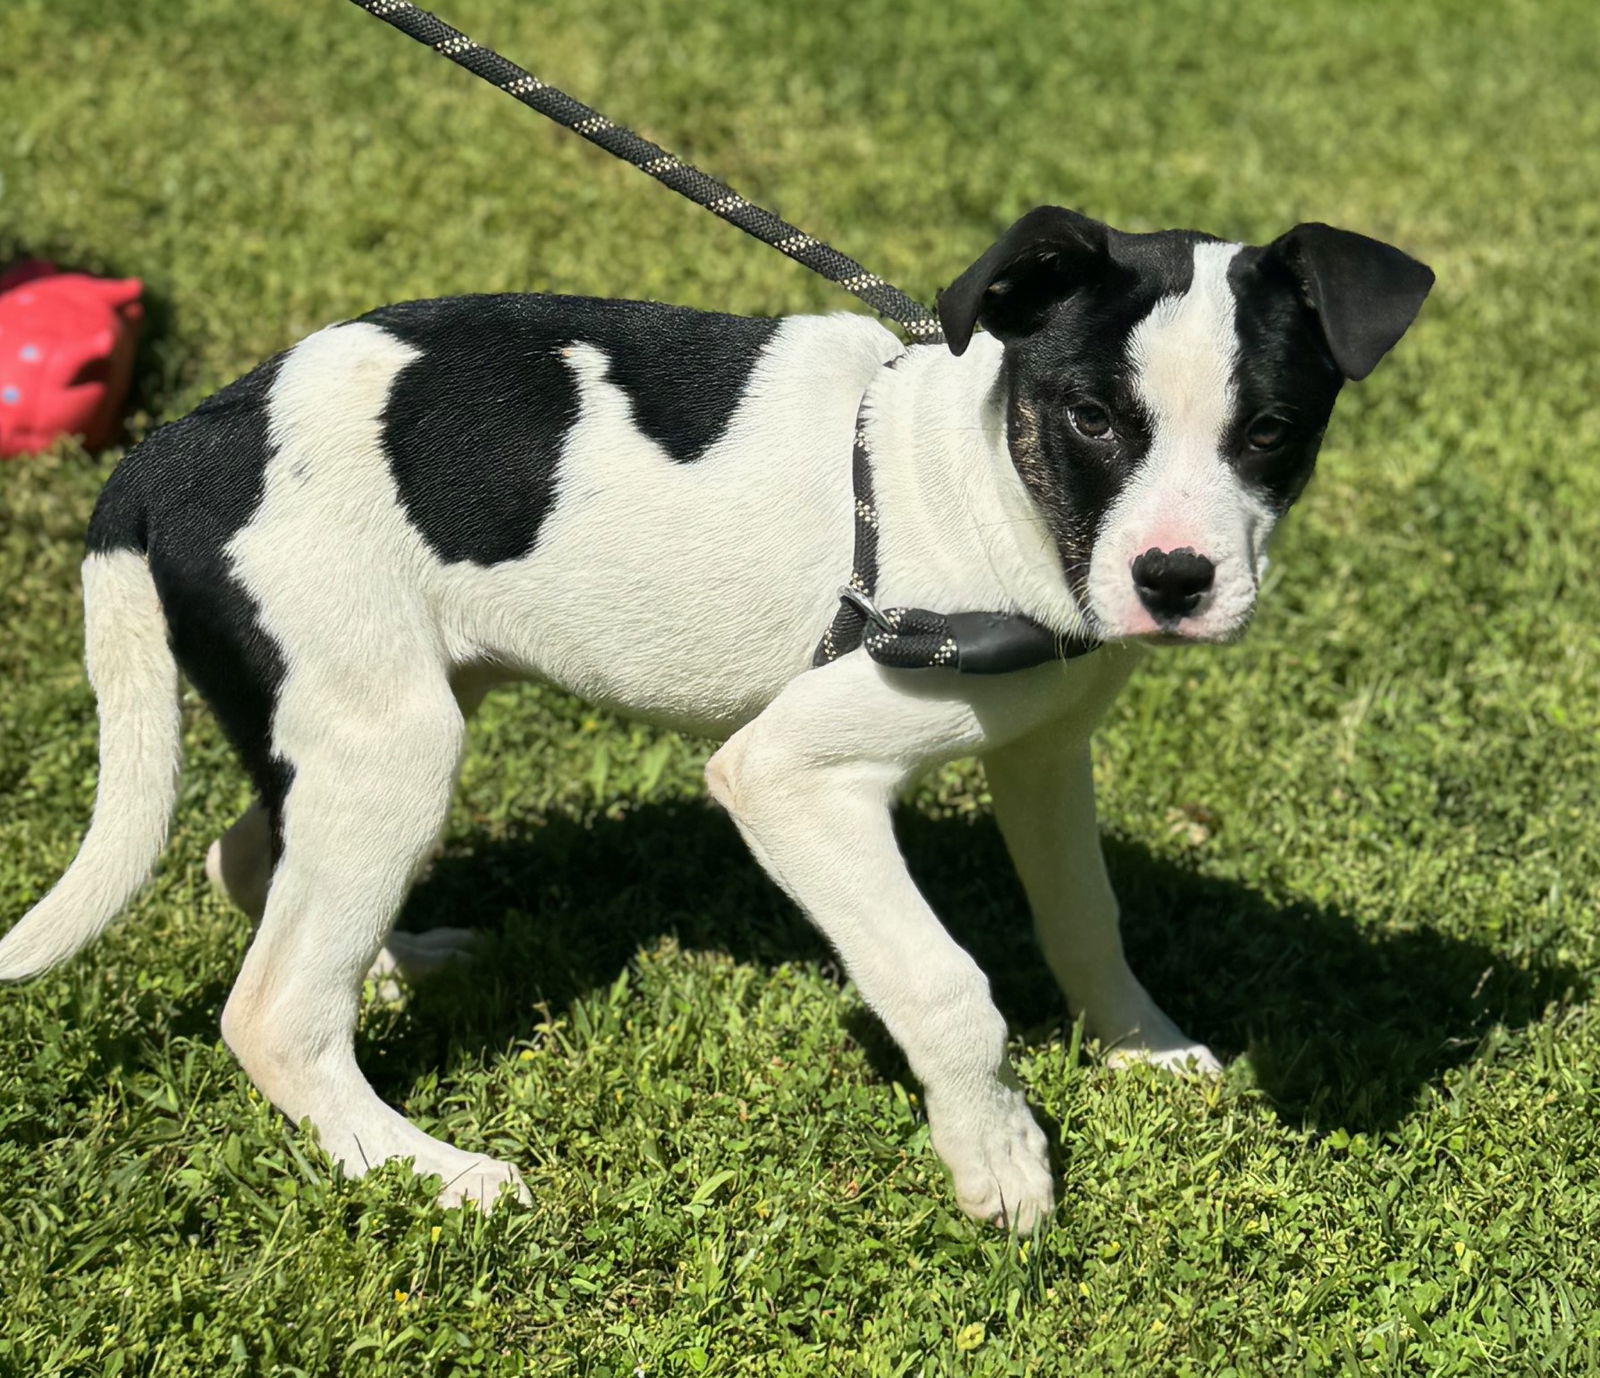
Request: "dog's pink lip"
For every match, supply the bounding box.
[1102,612,1248,646]
[1138,619,1250,647]
[1109,608,1196,643]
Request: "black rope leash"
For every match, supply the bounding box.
[347,0,945,344]
[347,1,1099,674]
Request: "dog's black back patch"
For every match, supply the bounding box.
[366,294,779,566]
[87,358,294,827]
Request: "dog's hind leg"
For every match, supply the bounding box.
[364,666,505,994]
[219,671,527,1210]
[205,800,274,920]
[204,800,477,996]
[983,723,1221,1076]
[206,663,501,988]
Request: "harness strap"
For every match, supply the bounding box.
[812,396,885,666]
[812,368,1100,674]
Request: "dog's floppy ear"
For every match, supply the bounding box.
[1267,223,1435,381]
[937,206,1112,356]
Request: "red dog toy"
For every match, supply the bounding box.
[0,260,143,457]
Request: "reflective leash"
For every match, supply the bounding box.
[347,1,1098,673]
[347,0,943,344]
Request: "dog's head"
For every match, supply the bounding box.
[938,208,1433,643]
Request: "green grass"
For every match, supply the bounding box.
[3,0,1600,1371]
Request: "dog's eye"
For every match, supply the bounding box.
[1068,403,1113,440]
[1246,415,1290,450]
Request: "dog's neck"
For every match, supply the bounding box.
[862,333,1088,637]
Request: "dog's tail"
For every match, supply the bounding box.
[0,547,181,982]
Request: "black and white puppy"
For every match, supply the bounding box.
[0,208,1432,1229]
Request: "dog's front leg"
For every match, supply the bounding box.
[707,658,1055,1231]
[984,722,1221,1074]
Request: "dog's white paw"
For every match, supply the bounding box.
[432,1154,532,1213]
[359,1142,529,1211]
[381,926,483,972]
[365,927,483,1002]
[929,1089,1055,1232]
[1084,980,1224,1078]
[321,1111,530,1212]
[1098,1003,1224,1077]
[1105,1040,1224,1077]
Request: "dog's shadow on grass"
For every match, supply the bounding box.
[380,802,1580,1135]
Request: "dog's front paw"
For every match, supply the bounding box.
[1105,1040,1223,1077]
[1085,981,1224,1078]
[927,1088,1055,1232]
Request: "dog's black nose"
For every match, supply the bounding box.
[1131,547,1215,619]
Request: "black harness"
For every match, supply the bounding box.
[812,365,1100,674]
